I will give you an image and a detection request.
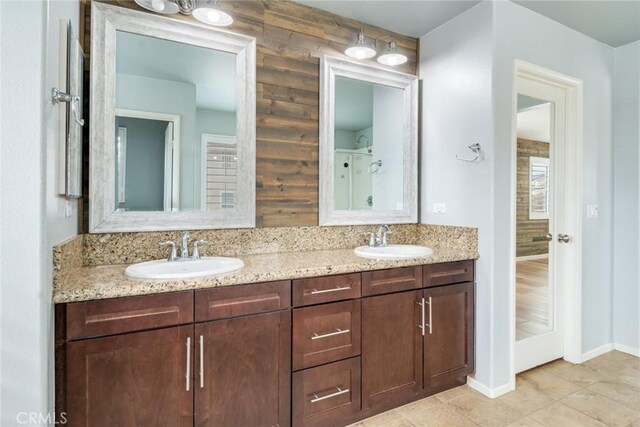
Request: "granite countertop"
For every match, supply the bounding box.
[53,246,479,304]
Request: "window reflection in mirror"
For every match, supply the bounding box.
[333,76,404,211]
[114,30,237,212]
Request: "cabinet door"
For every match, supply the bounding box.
[423,282,475,394]
[362,290,423,410]
[66,326,193,427]
[195,310,291,427]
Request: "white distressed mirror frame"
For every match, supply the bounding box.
[90,2,256,233]
[319,56,418,226]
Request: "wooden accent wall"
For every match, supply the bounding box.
[516,138,550,257]
[80,0,418,230]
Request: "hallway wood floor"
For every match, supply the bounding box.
[516,257,550,340]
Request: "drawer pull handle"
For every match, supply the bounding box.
[311,328,350,340]
[185,336,191,391]
[310,387,350,403]
[199,335,204,389]
[426,296,433,334]
[310,286,351,295]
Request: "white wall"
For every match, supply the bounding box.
[493,0,614,363]
[421,0,617,392]
[612,40,640,352]
[1,0,79,423]
[117,73,197,209]
[516,103,551,142]
[419,0,495,388]
[372,84,406,210]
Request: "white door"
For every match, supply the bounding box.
[514,76,568,373]
[163,122,174,212]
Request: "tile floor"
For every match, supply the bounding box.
[350,351,640,427]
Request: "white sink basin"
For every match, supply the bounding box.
[354,245,433,260]
[125,256,244,280]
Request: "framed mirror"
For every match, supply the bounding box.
[90,3,255,232]
[319,56,418,225]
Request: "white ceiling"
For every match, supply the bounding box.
[116,31,237,112]
[297,0,640,47]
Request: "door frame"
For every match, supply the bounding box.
[115,108,181,211]
[509,60,584,382]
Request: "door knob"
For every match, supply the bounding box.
[545,233,553,242]
[557,234,571,243]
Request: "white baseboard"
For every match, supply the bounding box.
[516,254,549,262]
[613,343,640,357]
[467,376,514,399]
[580,343,614,363]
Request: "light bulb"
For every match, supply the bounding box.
[151,0,165,11]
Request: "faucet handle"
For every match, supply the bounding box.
[158,241,177,261]
[192,240,209,260]
[381,230,393,246]
[363,232,376,247]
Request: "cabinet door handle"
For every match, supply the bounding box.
[185,336,191,391]
[310,387,350,403]
[417,298,425,336]
[311,328,350,340]
[199,335,204,389]
[310,286,351,295]
[425,296,433,334]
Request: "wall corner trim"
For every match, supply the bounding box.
[613,343,640,357]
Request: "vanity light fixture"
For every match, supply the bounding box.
[134,0,233,27]
[192,0,234,26]
[377,40,408,66]
[344,29,377,60]
[134,0,180,14]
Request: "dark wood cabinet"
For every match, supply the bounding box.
[361,290,423,410]
[423,282,475,394]
[66,325,193,427]
[58,261,475,427]
[195,310,291,427]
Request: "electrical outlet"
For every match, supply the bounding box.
[586,204,599,219]
[433,203,446,214]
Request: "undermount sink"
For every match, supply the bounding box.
[354,244,433,260]
[125,256,244,280]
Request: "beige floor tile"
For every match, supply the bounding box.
[561,389,640,427]
[360,409,414,427]
[496,384,554,415]
[529,402,607,427]
[587,378,640,409]
[434,384,473,402]
[517,368,582,399]
[628,417,640,427]
[447,392,525,427]
[539,359,607,387]
[504,417,544,427]
[395,396,441,419]
[402,403,478,427]
[584,351,640,378]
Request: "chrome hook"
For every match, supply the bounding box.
[456,143,483,162]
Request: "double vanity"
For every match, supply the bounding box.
[54,226,476,426]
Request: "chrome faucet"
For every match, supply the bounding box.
[158,231,209,261]
[364,225,393,247]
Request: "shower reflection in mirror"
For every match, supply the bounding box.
[333,76,404,211]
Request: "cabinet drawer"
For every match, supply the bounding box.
[362,266,422,296]
[195,281,290,322]
[423,261,474,287]
[293,357,361,427]
[66,291,193,340]
[293,300,361,370]
[293,274,361,307]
